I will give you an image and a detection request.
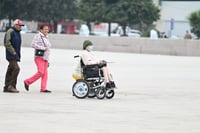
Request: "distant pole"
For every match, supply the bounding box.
[170,18,174,38]
[108,22,111,36]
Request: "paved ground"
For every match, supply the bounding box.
[0,46,200,133]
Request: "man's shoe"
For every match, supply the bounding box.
[40,90,51,93]
[3,87,8,92]
[3,89,8,92]
[6,86,19,93]
[24,81,29,91]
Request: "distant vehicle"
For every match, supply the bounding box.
[90,23,142,37]
[191,33,198,40]
[170,35,180,39]
[111,26,141,37]
[127,29,142,38]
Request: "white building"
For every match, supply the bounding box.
[153,0,200,38]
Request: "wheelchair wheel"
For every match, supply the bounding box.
[106,89,115,99]
[96,87,106,99]
[72,80,89,99]
[88,89,96,98]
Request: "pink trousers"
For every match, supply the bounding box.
[25,57,48,91]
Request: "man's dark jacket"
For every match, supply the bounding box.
[4,27,21,61]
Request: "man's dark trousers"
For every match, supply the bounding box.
[4,60,20,89]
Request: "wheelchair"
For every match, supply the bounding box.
[72,55,115,99]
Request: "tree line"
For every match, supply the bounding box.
[1,0,199,38]
[0,0,160,34]
[0,0,77,32]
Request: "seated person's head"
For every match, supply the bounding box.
[83,40,93,51]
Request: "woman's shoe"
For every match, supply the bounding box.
[40,90,51,93]
[24,81,29,91]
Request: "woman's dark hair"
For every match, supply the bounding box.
[40,24,49,30]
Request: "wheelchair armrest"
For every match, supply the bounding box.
[83,64,99,69]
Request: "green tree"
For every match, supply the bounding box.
[79,0,103,22]
[78,0,104,31]
[108,0,160,35]
[0,0,26,27]
[78,0,160,36]
[188,10,200,39]
[29,0,78,32]
[0,0,78,32]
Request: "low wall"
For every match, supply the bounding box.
[1,33,200,56]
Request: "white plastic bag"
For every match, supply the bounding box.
[72,56,83,80]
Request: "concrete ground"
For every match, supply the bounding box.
[0,46,200,133]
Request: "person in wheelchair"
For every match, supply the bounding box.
[81,40,116,89]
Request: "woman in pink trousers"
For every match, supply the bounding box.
[24,25,51,93]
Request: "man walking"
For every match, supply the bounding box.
[3,19,24,93]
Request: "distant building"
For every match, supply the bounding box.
[153,0,200,38]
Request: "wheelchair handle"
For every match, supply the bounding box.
[106,61,115,63]
[74,55,80,58]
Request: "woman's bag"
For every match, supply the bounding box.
[35,49,45,56]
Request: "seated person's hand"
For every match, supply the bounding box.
[98,60,107,68]
[99,60,106,64]
[102,60,107,64]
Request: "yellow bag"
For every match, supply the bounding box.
[72,73,83,80]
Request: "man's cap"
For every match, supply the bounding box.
[83,40,93,49]
[13,19,24,26]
